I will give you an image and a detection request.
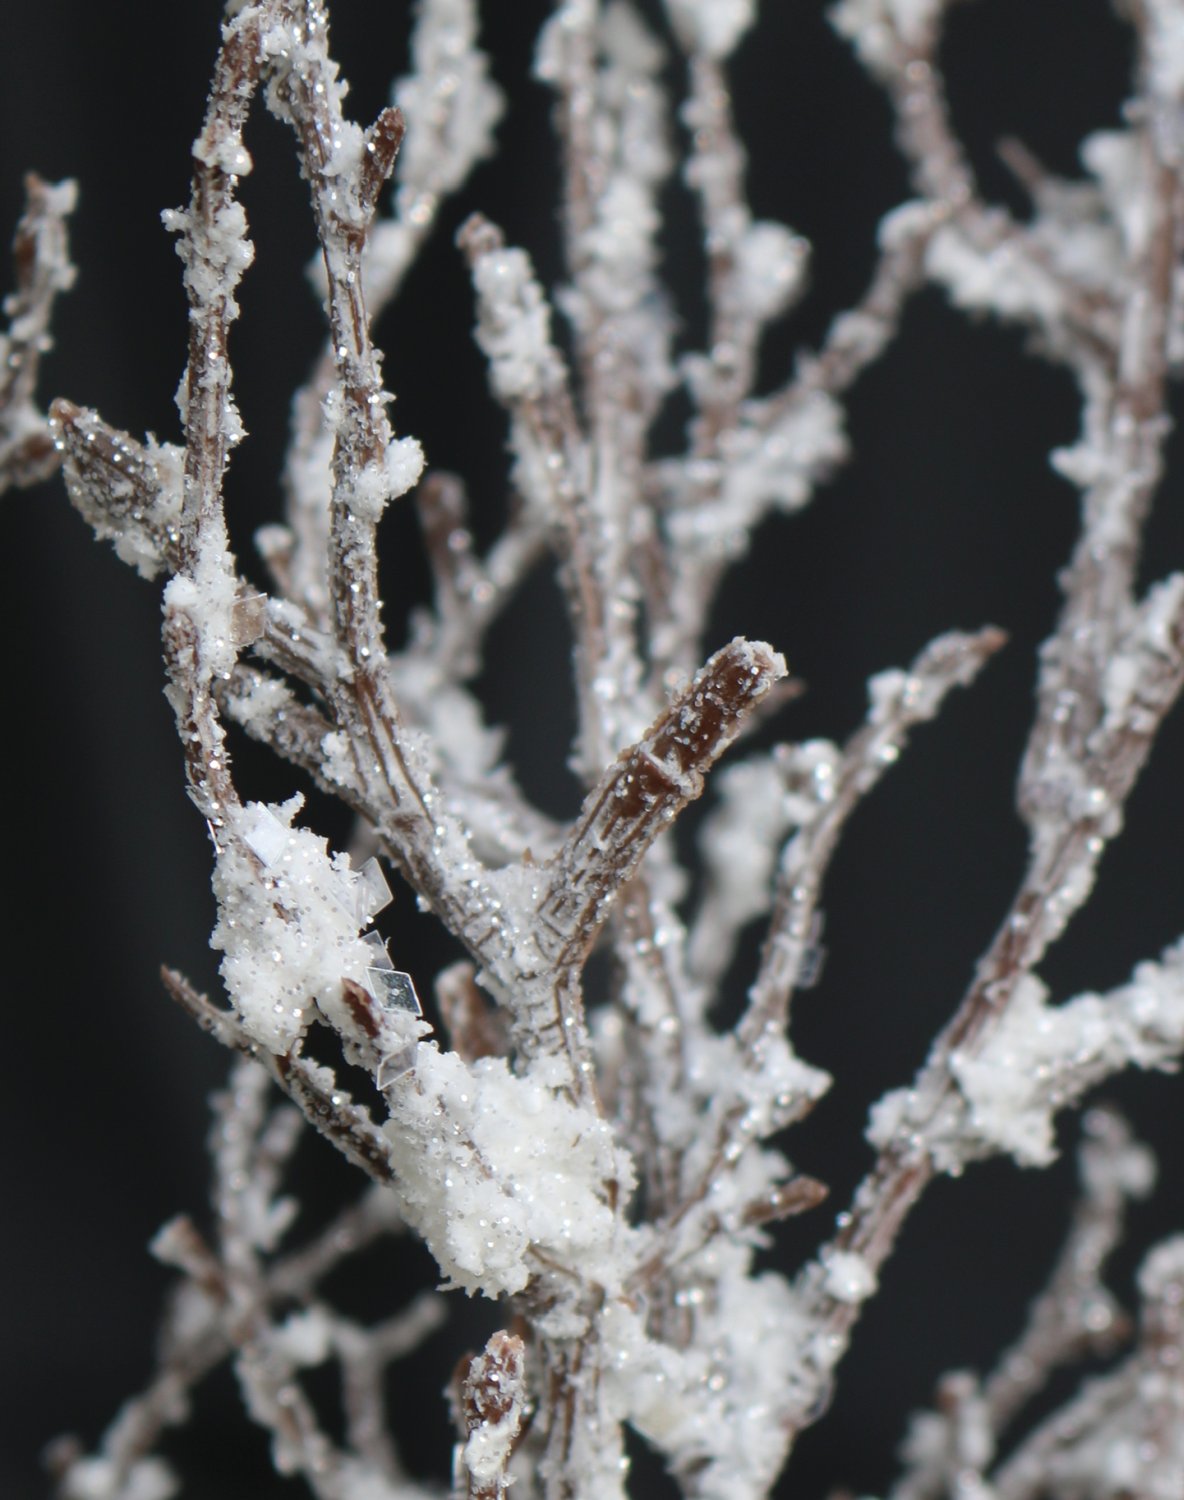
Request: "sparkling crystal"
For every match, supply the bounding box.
[230,592,267,647]
[241,805,288,867]
[368,967,421,1015]
[797,942,827,990]
[362,930,394,969]
[355,856,392,924]
[377,1041,417,1087]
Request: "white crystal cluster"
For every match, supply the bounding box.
[212,796,400,1055]
[866,943,1184,1173]
[383,1049,631,1299]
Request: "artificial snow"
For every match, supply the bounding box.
[212,797,398,1054]
[869,945,1184,1172]
[342,435,425,522]
[469,242,566,402]
[382,1047,635,1298]
[394,0,504,207]
[823,1251,878,1304]
[665,0,757,58]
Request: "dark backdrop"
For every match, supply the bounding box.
[3,3,1183,1497]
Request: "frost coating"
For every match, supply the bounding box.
[0,176,77,494]
[162,198,255,325]
[1101,574,1184,724]
[1143,0,1184,104]
[668,389,848,558]
[393,0,504,207]
[733,220,809,322]
[830,0,944,72]
[52,404,184,580]
[925,224,1066,329]
[350,0,505,315]
[720,391,847,521]
[950,957,1184,1168]
[689,744,835,983]
[59,1458,177,1500]
[457,1331,527,1496]
[600,1256,813,1500]
[1137,1233,1184,1301]
[163,535,240,688]
[271,1306,333,1367]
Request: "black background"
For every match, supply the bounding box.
[2,2,1183,1497]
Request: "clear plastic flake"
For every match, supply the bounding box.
[241,805,288,867]
[362,930,394,970]
[355,856,393,924]
[368,967,421,1015]
[377,1040,417,1088]
[798,942,828,990]
[230,592,267,647]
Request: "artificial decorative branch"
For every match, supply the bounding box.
[7,1,1184,1498]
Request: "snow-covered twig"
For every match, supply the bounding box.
[879,1109,1154,1500]
[0,173,75,494]
[739,626,1006,1048]
[981,1107,1149,1429]
[16,3,1184,1498]
[453,1331,529,1500]
[49,1053,436,1500]
[161,968,400,1187]
[990,1234,1184,1500]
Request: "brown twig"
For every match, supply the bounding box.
[161,967,398,1186]
[454,1332,528,1500]
[510,638,785,1093]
